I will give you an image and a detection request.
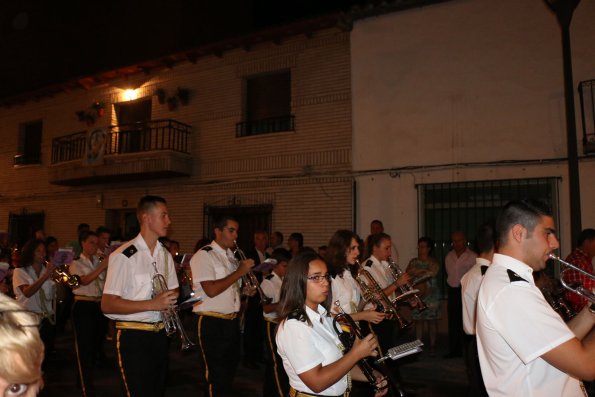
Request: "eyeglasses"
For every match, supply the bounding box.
[307,274,331,283]
[0,309,42,328]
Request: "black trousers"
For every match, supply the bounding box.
[115,328,169,397]
[243,295,265,363]
[447,285,463,355]
[197,315,241,397]
[73,300,108,397]
[39,317,56,369]
[463,334,488,397]
[263,320,288,397]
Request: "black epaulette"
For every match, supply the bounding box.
[287,310,306,323]
[123,245,138,258]
[481,265,489,276]
[507,269,528,283]
[265,274,274,280]
[365,259,373,267]
[201,246,212,252]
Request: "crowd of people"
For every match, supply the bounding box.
[0,196,593,397]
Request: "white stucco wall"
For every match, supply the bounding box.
[351,0,595,261]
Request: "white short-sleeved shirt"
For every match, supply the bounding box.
[261,271,282,320]
[190,241,240,314]
[70,253,104,297]
[445,248,477,288]
[103,234,178,323]
[331,269,361,314]
[363,256,396,299]
[476,253,583,397]
[276,305,348,396]
[461,257,490,335]
[12,265,56,315]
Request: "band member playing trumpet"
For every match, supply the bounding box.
[12,239,57,364]
[477,200,595,396]
[70,230,109,397]
[276,250,387,397]
[101,195,179,397]
[190,215,256,397]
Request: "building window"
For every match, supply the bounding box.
[418,177,559,295]
[579,79,595,155]
[236,70,293,137]
[14,120,42,166]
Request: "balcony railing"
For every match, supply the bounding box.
[51,119,191,164]
[235,115,294,137]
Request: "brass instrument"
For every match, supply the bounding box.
[354,260,411,329]
[332,301,389,394]
[540,286,576,322]
[548,253,595,305]
[233,241,272,304]
[387,257,428,312]
[49,261,81,288]
[151,262,195,351]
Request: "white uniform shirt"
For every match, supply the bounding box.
[476,253,583,397]
[261,271,282,320]
[190,241,241,314]
[13,265,56,315]
[276,305,348,396]
[71,253,104,297]
[445,248,477,288]
[103,234,178,323]
[461,257,490,335]
[331,268,361,314]
[364,256,396,300]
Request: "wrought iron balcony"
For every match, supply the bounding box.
[49,119,192,185]
[235,115,294,137]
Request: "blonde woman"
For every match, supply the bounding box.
[0,292,45,396]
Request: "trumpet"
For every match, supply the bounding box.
[151,263,195,351]
[233,241,272,304]
[49,261,81,288]
[354,260,411,329]
[548,253,595,305]
[387,257,428,312]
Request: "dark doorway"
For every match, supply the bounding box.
[114,98,152,153]
[203,205,272,250]
[105,209,139,242]
[8,211,45,248]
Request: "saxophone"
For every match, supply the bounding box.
[387,257,428,312]
[354,260,411,329]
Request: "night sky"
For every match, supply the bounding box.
[0,0,362,101]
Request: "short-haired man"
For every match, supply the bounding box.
[477,200,595,396]
[563,228,595,313]
[461,222,495,397]
[287,232,304,257]
[190,216,256,397]
[444,231,477,358]
[101,196,179,397]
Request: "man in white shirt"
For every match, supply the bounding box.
[190,215,255,397]
[461,223,495,397]
[477,199,595,396]
[444,231,477,358]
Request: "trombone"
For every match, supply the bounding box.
[548,253,595,305]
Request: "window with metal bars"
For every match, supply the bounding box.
[417,177,560,296]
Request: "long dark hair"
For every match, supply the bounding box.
[21,239,45,268]
[278,251,331,327]
[325,230,359,278]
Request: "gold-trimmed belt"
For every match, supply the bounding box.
[289,387,347,397]
[115,321,164,332]
[264,317,279,324]
[196,311,238,320]
[74,295,101,302]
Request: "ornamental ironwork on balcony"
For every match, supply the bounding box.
[235,115,294,137]
[49,119,192,185]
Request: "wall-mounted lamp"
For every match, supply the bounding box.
[123,89,138,101]
[95,194,103,208]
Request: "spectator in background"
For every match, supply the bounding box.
[444,231,477,358]
[267,231,284,256]
[68,223,90,259]
[287,233,304,257]
[562,228,595,313]
[364,219,384,255]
